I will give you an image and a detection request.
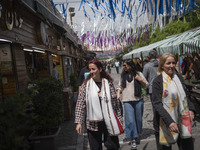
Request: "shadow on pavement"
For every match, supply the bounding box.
[142,142,149,150]
[141,128,154,140]
[55,103,77,150]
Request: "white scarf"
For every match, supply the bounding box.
[86,78,122,135]
[159,72,192,146]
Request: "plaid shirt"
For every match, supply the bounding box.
[75,80,123,131]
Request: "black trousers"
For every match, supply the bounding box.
[155,131,194,150]
[87,121,120,150]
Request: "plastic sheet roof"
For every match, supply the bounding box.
[123,27,200,60]
[183,34,200,54]
[123,36,176,59]
[157,28,200,56]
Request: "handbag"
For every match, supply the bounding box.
[114,113,124,134]
[137,72,147,96]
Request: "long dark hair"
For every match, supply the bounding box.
[85,59,113,82]
[121,59,138,88]
[121,59,137,77]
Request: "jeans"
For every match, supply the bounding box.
[124,99,144,138]
[116,67,119,74]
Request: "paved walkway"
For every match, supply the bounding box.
[55,66,200,150]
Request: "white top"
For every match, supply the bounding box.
[115,61,120,67]
[117,72,148,102]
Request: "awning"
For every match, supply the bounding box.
[20,0,36,11]
[35,1,63,28]
[35,1,79,47]
[183,35,200,54]
[157,28,200,55]
[64,32,78,47]
[123,36,176,60]
[123,27,200,60]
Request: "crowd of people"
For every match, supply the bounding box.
[74,50,196,150]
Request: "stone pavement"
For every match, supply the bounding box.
[55,66,200,150]
[55,104,77,150]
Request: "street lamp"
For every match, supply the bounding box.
[69,7,75,27]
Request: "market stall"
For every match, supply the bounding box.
[123,36,177,60]
[157,27,200,56]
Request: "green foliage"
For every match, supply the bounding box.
[131,12,200,50]
[0,94,31,150]
[97,57,110,60]
[28,76,64,135]
[70,72,78,92]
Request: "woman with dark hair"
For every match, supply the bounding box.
[117,59,148,150]
[75,59,123,150]
[152,52,195,150]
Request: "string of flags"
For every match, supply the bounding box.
[51,0,200,52]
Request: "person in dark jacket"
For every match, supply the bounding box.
[77,54,95,93]
[152,52,195,150]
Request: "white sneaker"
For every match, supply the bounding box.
[131,140,137,150]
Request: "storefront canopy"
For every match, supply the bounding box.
[157,28,200,56]
[183,34,200,54]
[123,36,176,60]
[123,27,200,60]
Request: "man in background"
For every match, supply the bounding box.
[143,50,158,107]
[77,53,95,93]
[115,60,120,74]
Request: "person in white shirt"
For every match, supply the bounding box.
[115,61,120,74]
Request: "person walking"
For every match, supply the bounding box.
[143,50,159,109]
[75,59,124,150]
[115,60,120,74]
[117,59,148,150]
[53,63,59,79]
[77,54,94,93]
[107,61,112,74]
[152,52,195,150]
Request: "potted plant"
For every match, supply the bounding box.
[70,72,78,92]
[0,93,31,150]
[28,76,64,150]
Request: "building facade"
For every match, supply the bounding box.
[0,0,85,101]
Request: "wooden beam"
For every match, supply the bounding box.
[178,55,181,73]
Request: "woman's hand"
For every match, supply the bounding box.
[169,122,179,133]
[76,123,82,135]
[117,90,121,100]
[189,111,195,121]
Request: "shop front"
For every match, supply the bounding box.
[24,48,49,81]
[0,0,85,101]
[52,54,64,81]
[63,57,73,87]
[0,42,16,100]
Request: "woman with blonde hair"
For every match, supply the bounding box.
[152,52,195,150]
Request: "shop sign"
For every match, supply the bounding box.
[5,10,23,30]
[37,22,54,48]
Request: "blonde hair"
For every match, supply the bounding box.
[158,52,176,74]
